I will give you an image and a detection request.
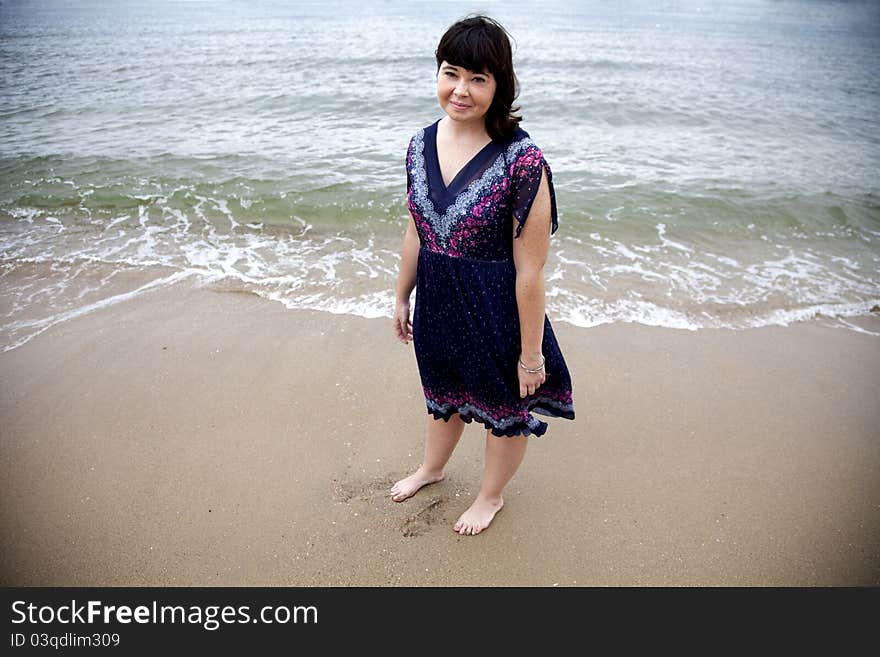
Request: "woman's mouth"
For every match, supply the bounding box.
[450,100,471,110]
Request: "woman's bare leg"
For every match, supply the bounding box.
[390,413,465,502]
[453,431,528,535]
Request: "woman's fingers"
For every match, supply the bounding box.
[392,315,413,344]
[519,372,546,397]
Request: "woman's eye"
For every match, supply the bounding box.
[473,78,485,83]
[445,71,456,77]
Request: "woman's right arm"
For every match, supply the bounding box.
[393,215,419,344]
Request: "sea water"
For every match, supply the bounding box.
[1,0,878,351]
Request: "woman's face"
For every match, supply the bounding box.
[436,60,497,127]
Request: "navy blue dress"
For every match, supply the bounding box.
[406,118,575,438]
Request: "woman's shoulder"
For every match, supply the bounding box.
[406,119,440,153]
[506,126,531,144]
[414,118,442,139]
[503,126,545,163]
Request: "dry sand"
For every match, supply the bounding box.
[1,280,878,586]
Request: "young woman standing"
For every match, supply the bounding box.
[391,15,575,535]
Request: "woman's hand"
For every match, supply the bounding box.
[393,299,413,344]
[517,353,547,398]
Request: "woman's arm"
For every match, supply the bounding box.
[396,215,419,303]
[392,215,420,344]
[512,167,552,373]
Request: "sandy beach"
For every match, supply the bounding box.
[1,280,878,586]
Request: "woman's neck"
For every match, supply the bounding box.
[439,116,490,142]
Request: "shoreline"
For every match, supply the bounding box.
[1,280,878,586]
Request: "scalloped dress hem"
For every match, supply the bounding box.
[425,398,575,438]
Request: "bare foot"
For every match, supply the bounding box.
[389,466,445,502]
[453,495,504,535]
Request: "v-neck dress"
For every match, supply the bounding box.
[405,118,575,437]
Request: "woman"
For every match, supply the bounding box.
[390,15,575,536]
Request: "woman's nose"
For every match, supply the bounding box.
[454,79,469,95]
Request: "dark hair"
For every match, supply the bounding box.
[435,14,521,141]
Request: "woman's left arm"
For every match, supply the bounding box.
[512,167,552,395]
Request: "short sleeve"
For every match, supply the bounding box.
[510,144,558,239]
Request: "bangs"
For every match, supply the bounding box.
[436,25,503,76]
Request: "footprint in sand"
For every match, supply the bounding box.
[331,475,453,537]
[401,497,449,537]
[332,474,399,504]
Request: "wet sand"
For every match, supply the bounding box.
[1,281,878,586]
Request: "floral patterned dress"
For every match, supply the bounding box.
[406,118,575,437]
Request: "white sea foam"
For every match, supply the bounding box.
[2,225,878,353]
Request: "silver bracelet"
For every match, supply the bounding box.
[519,354,545,373]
